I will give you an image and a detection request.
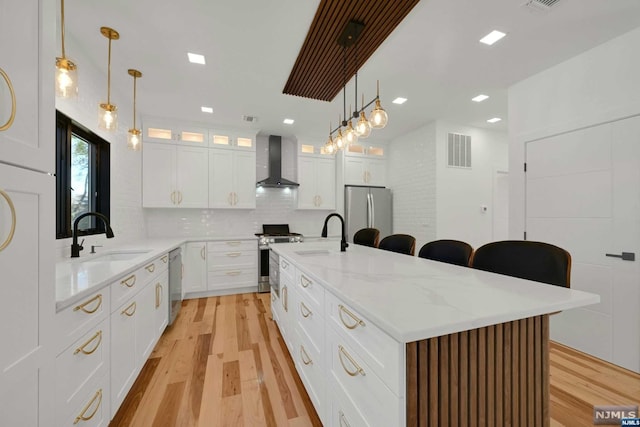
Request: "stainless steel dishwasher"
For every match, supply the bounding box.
[168,248,182,325]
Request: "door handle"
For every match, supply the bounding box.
[605,252,635,261]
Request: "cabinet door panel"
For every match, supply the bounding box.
[209,149,234,208]
[155,274,169,338]
[233,151,256,208]
[176,146,208,208]
[297,156,317,209]
[142,144,175,207]
[367,158,386,186]
[110,299,137,416]
[344,157,366,185]
[315,158,336,209]
[136,283,156,363]
[183,242,207,293]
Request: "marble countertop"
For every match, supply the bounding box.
[55,235,258,311]
[271,241,600,343]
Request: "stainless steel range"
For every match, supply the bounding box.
[257,224,303,293]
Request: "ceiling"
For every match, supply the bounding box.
[63,0,640,144]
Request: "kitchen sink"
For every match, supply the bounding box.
[83,250,151,262]
[295,249,331,256]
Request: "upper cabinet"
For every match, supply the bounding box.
[344,143,387,187]
[143,119,208,147]
[0,0,54,173]
[297,142,336,210]
[142,143,209,208]
[208,129,256,209]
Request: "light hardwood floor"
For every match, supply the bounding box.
[110,294,640,427]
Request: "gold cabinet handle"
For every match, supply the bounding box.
[0,68,16,132]
[281,259,289,269]
[200,245,206,260]
[317,195,322,206]
[227,192,233,206]
[232,192,238,206]
[145,263,155,273]
[226,241,242,246]
[271,292,276,303]
[0,189,16,252]
[178,191,183,204]
[155,283,162,308]
[339,410,351,427]
[300,302,312,318]
[73,294,103,314]
[170,191,176,204]
[300,345,313,366]
[73,389,102,424]
[283,286,288,312]
[74,330,103,355]
[226,252,242,257]
[161,255,168,263]
[300,274,312,288]
[338,345,365,377]
[121,274,136,288]
[225,270,241,276]
[338,304,365,330]
[121,301,137,316]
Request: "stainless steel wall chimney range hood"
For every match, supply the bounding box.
[256,135,299,188]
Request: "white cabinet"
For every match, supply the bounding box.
[344,144,387,186]
[207,240,258,292]
[154,274,169,337]
[142,143,209,208]
[209,130,255,149]
[209,148,256,209]
[143,120,208,147]
[183,242,207,295]
[297,153,336,210]
[110,296,137,415]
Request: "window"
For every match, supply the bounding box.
[56,111,110,239]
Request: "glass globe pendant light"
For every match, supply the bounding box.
[127,69,142,151]
[344,117,358,146]
[355,95,371,138]
[98,27,119,131]
[369,80,388,129]
[55,0,78,98]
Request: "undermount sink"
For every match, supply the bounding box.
[295,249,331,256]
[83,250,151,262]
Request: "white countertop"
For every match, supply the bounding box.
[55,235,258,311]
[271,241,600,343]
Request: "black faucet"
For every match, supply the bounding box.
[71,212,115,258]
[321,213,349,252]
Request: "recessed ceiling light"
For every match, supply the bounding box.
[479,30,506,46]
[472,94,489,103]
[283,118,295,125]
[187,52,206,64]
[392,97,407,105]
[201,106,213,113]
[487,117,502,123]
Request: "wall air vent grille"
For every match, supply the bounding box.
[522,0,562,13]
[447,133,471,168]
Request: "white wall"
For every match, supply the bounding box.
[508,26,640,237]
[435,121,508,248]
[388,122,437,251]
[55,36,146,258]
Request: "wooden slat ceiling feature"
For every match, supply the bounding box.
[283,0,420,102]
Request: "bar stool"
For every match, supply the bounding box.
[353,228,380,248]
[378,234,416,256]
[418,239,473,267]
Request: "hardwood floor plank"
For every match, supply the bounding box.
[252,343,279,427]
[194,298,207,322]
[197,354,224,427]
[151,381,186,427]
[189,333,211,420]
[110,357,161,426]
[236,294,252,351]
[220,394,244,427]
[222,360,241,397]
[256,341,293,426]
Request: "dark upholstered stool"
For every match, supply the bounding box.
[353,228,380,248]
[418,239,473,267]
[378,234,416,256]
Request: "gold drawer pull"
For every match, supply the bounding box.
[155,283,162,308]
[121,301,136,317]
[339,410,351,427]
[226,241,242,246]
[300,302,312,318]
[73,388,102,424]
[73,294,103,314]
[300,274,311,288]
[177,191,183,204]
[161,255,168,263]
[0,189,17,252]
[201,246,206,260]
[145,263,155,273]
[338,304,365,330]
[300,345,313,366]
[226,252,242,257]
[0,68,16,132]
[74,330,103,355]
[283,286,288,312]
[271,292,276,302]
[338,345,365,377]
[121,274,136,288]
[225,271,242,276]
[281,259,289,269]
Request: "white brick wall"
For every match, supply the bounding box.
[388,122,438,252]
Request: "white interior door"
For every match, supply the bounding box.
[492,170,509,240]
[525,115,640,373]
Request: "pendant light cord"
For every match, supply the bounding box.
[342,45,347,126]
[133,76,137,129]
[107,37,112,105]
[60,0,66,58]
[354,38,358,115]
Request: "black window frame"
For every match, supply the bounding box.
[56,110,111,239]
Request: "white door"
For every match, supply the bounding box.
[176,146,208,208]
[525,115,640,373]
[142,143,175,207]
[233,150,257,209]
[492,171,509,240]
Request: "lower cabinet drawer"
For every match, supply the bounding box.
[59,372,109,427]
[55,290,109,353]
[327,374,371,427]
[295,329,325,424]
[208,268,257,289]
[326,326,403,427]
[56,320,109,409]
[295,292,324,355]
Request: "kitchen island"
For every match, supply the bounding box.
[269,241,599,427]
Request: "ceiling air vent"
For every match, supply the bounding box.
[447,133,471,168]
[522,0,562,13]
[242,115,258,123]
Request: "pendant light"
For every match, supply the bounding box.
[55,0,78,98]
[98,27,119,131]
[369,80,388,129]
[355,94,372,138]
[127,69,142,151]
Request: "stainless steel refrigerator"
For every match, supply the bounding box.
[345,185,393,243]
